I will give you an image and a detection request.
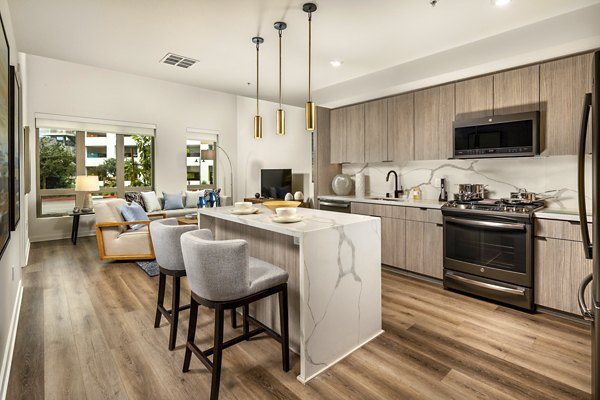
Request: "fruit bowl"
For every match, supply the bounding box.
[262,200,301,213]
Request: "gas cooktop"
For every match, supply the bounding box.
[442,199,545,219]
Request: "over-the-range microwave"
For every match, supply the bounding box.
[452,111,540,159]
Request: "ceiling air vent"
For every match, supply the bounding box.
[160,53,198,69]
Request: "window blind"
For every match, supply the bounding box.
[35,113,156,136]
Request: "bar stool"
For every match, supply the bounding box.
[180,230,290,400]
[149,218,200,350]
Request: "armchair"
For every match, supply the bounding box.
[95,199,165,261]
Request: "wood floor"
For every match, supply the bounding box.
[7,237,592,399]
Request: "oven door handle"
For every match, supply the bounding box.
[445,216,525,231]
[446,272,526,296]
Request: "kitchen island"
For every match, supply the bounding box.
[197,205,382,383]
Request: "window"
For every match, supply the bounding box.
[186,139,215,189]
[37,128,154,217]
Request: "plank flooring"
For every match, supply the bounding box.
[7,237,592,399]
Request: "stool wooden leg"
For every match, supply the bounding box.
[154,272,166,328]
[169,276,181,350]
[243,304,249,338]
[231,307,237,328]
[279,284,290,372]
[211,307,225,400]
[182,297,198,373]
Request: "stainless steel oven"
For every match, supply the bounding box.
[442,200,541,310]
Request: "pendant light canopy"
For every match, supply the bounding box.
[274,21,287,136]
[252,36,264,139]
[303,3,317,132]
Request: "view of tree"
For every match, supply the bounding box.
[125,135,152,187]
[94,157,117,187]
[39,137,76,189]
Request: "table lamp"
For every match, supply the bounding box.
[75,175,100,211]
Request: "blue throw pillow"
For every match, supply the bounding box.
[163,192,184,210]
[120,202,149,230]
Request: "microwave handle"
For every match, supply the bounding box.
[577,93,592,260]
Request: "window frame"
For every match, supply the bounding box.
[36,128,155,218]
[186,137,217,191]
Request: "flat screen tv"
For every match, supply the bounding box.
[261,169,292,199]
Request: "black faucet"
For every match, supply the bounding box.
[386,170,402,198]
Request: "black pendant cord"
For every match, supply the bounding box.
[308,12,312,102]
[256,42,259,115]
[278,29,282,109]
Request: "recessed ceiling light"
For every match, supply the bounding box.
[330,60,343,68]
[493,0,511,6]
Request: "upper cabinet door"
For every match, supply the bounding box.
[455,75,493,120]
[493,65,540,115]
[414,87,440,161]
[330,107,346,164]
[365,99,389,163]
[540,53,593,156]
[414,84,454,160]
[387,93,414,162]
[345,103,366,163]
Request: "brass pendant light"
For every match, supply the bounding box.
[252,36,264,139]
[303,3,317,132]
[274,21,287,136]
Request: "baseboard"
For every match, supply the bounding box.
[30,230,95,243]
[0,280,23,400]
[24,239,30,267]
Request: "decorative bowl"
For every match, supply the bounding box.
[263,200,301,213]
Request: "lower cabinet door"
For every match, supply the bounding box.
[405,220,424,274]
[381,217,405,268]
[534,237,592,314]
[422,223,443,279]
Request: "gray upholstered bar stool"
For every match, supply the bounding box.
[149,218,199,350]
[180,230,290,400]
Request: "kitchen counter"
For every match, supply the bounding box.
[318,195,445,209]
[534,208,593,223]
[198,205,383,383]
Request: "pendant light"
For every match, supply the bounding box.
[252,36,264,139]
[274,21,287,136]
[303,3,317,132]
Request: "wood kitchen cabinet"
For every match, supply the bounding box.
[365,99,389,163]
[330,107,345,164]
[455,75,494,120]
[330,104,365,163]
[387,93,414,161]
[493,65,540,115]
[313,107,341,206]
[534,236,592,314]
[414,84,454,160]
[540,52,593,155]
[405,208,444,279]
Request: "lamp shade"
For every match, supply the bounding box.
[75,175,100,192]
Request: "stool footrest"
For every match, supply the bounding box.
[157,303,191,322]
[246,315,283,344]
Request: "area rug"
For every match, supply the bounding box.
[136,260,159,277]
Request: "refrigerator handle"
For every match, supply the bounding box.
[578,273,594,321]
[577,93,593,260]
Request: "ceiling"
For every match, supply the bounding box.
[7,0,600,107]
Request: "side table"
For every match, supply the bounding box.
[68,210,95,245]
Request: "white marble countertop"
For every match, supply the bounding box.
[198,205,378,238]
[534,208,593,223]
[318,195,445,209]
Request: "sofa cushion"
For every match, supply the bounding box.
[125,191,145,208]
[185,190,205,208]
[163,192,184,210]
[120,202,149,230]
[140,191,162,212]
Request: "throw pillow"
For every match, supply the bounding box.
[185,190,206,208]
[163,192,184,210]
[120,202,149,230]
[124,191,145,208]
[140,191,162,212]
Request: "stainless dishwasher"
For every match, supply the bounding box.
[318,199,352,214]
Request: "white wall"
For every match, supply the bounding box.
[25,54,239,241]
[235,96,312,201]
[0,0,27,397]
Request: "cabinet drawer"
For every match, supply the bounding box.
[405,207,429,222]
[426,209,443,225]
[351,202,405,219]
[351,202,374,216]
[535,219,592,241]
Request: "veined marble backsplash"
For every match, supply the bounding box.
[342,155,592,212]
